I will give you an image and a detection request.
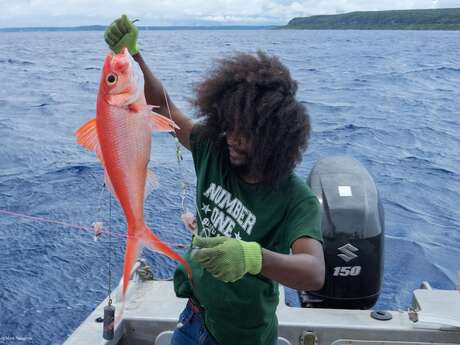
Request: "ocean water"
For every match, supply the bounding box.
[0,30,459,344]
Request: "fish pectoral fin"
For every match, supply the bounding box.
[75,117,99,152]
[108,93,131,106]
[148,111,180,132]
[144,169,159,200]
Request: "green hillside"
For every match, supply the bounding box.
[284,8,460,30]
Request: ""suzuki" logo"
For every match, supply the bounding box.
[337,243,359,262]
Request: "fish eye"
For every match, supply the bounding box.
[106,73,117,85]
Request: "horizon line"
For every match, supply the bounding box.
[0,24,279,30]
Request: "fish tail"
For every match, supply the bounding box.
[141,224,193,281]
[122,230,141,296]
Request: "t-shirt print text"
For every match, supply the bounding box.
[200,183,257,238]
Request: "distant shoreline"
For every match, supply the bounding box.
[0,25,275,32]
[3,7,460,32]
[282,8,460,30]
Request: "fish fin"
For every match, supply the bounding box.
[75,117,99,152]
[148,111,180,132]
[108,93,130,106]
[121,232,141,296]
[141,225,192,280]
[144,169,159,200]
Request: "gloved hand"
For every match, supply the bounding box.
[104,14,139,55]
[191,235,262,283]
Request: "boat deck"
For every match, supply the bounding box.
[64,276,460,345]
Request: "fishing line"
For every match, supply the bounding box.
[104,195,115,341]
[160,85,209,237]
[160,84,191,216]
[94,183,107,222]
[107,195,113,303]
[0,209,188,248]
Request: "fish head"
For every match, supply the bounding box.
[99,47,144,106]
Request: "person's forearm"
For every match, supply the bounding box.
[133,53,175,113]
[260,249,325,291]
[133,53,194,149]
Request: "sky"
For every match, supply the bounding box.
[1,0,460,27]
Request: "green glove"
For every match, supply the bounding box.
[104,14,139,55]
[191,235,262,283]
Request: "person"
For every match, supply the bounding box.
[104,15,325,345]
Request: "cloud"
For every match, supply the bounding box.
[436,0,460,6]
[0,0,459,27]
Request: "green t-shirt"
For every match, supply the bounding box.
[174,126,322,345]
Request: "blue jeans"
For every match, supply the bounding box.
[171,301,219,345]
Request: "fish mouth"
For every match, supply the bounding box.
[111,49,131,74]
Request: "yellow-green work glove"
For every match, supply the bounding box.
[191,235,262,283]
[104,14,139,55]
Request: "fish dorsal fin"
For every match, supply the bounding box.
[148,110,180,132]
[144,169,159,201]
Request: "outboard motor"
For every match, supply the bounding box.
[299,156,384,309]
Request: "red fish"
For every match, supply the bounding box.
[76,48,190,298]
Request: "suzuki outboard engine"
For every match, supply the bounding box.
[299,156,384,309]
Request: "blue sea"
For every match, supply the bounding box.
[0,30,459,344]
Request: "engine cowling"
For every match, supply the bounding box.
[300,156,384,309]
